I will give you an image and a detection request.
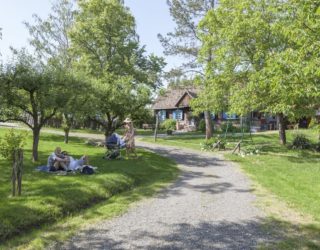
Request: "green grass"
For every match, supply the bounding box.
[42,126,166,136]
[140,134,206,150]
[0,128,179,248]
[225,131,320,223]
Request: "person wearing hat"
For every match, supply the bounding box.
[122,117,137,158]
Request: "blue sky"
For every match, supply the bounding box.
[0,0,183,70]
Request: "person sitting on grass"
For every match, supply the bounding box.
[47,147,69,171]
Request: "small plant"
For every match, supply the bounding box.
[240,145,260,157]
[0,129,28,196]
[200,137,226,151]
[161,119,176,131]
[0,129,27,159]
[291,134,311,150]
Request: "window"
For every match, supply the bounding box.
[159,110,166,121]
[173,109,183,121]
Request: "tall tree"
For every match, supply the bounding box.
[24,0,75,66]
[196,0,320,145]
[159,0,217,139]
[25,0,90,143]
[0,50,74,161]
[70,0,165,140]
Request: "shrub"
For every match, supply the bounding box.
[198,119,206,132]
[291,134,311,150]
[200,137,225,151]
[161,119,176,131]
[240,145,260,157]
[0,129,27,160]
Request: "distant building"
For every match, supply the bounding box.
[152,87,199,131]
[152,87,318,132]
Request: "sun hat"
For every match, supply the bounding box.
[123,117,132,123]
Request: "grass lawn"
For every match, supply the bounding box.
[140,134,206,150]
[0,128,179,248]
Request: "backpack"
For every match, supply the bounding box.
[81,165,94,175]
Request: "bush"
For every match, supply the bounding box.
[198,119,205,132]
[220,121,250,133]
[200,137,226,151]
[0,129,27,160]
[291,134,311,150]
[308,117,319,129]
[161,119,176,131]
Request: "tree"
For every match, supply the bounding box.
[69,0,165,140]
[24,0,75,66]
[159,0,217,139]
[196,0,320,144]
[25,0,87,143]
[0,50,75,161]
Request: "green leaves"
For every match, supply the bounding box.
[198,0,320,120]
[69,0,164,133]
[0,129,28,160]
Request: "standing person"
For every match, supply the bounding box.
[47,147,69,171]
[123,118,137,158]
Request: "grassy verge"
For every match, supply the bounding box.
[0,128,179,249]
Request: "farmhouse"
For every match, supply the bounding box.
[152,87,318,132]
[152,87,199,131]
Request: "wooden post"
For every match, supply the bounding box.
[154,112,159,142]
[12,157,16,197]
[17,149,23,196]
[232,141,242,154]
[212,140,221,150]
[12,149,23,196]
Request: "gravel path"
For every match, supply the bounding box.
[59,141,274,249]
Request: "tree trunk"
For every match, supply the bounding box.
[64,127,70,144]
[90,120,97,130]
[277,113,286,145]
[32,128,40,162]
[104,127,114,142]
[204,111,213,139]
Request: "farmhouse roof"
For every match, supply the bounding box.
[152,87,200,110]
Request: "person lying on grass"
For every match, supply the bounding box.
[68,155,89,171]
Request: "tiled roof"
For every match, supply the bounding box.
[152,87,200,110]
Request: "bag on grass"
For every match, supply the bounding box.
[81,165,94,175]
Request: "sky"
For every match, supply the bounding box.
[0,0,183,71]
